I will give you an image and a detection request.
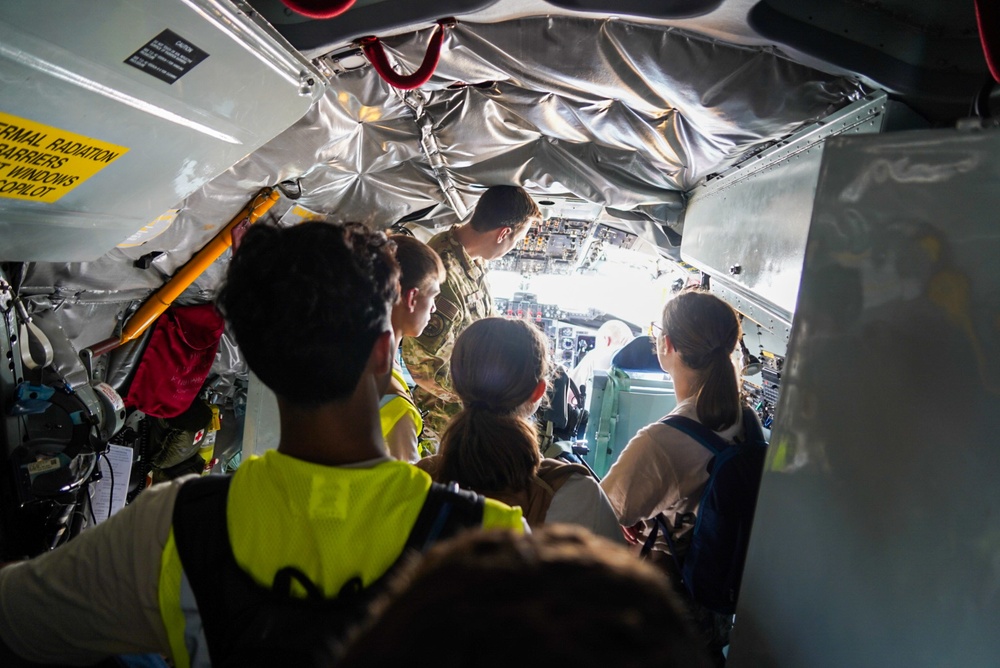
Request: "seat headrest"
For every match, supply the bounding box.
[610,336,661,372]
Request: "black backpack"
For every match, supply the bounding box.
[171,475,485,667]
[641,406,767,614]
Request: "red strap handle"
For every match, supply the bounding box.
[360,21,450,90]
[279,0,355,20]
[975,0,1000,83]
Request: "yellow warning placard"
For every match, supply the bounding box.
[0,111,128,204]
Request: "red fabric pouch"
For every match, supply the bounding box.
[125,304,225,418]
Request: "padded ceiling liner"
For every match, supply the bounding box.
[22,15,865,388]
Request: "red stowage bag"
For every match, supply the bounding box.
[125,304,225,418]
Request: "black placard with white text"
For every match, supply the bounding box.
[124,29,209,84]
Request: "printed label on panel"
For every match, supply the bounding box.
[124,29,209,85]
[0,111,129,203]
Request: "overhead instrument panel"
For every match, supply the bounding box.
[579,223,640,271]
[491,217,595,275]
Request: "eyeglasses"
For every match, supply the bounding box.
[649,322,663,338]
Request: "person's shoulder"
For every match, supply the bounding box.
[415,287,462,348]
[482,497,526,532]
[130,473,195,521]
[557,470,604,496]
[640,419,693,444]
[413,310,454,349]
[427,228,457,255]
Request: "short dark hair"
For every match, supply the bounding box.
[339,525,712,668]
[467,185,540,233]
[217,222,399,407]
[391,235,445,292]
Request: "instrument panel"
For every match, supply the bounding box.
[741,351,783,430]
[491,218,640,276]
[495,295,598,367]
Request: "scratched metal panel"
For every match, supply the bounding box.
[729,128,1000,667]
[0,0,323,261]
[681,93,893,324]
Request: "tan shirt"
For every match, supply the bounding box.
[600,397,743,551]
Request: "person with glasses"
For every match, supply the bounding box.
[600,289,763,664]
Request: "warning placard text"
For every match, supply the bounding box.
[124,29,209,85]
[0,111,129,204]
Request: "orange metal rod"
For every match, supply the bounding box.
[118,187,281,345]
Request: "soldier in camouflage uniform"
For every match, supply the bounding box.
[402,186,540,442]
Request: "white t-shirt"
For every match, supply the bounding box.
[599,397,743,551]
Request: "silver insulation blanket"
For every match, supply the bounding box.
[18,15,866,388]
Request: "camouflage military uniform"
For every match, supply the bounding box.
[402,227,495,441]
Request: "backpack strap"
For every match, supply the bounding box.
[403,481,484,552]
[525,459,593,526]
[657,414,731,455]
[172,475,486,665]
[171,475,239,664]
[536,459,592,490]
[639,413,735,568]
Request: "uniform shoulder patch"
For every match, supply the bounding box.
[435,297,460,322]
[422,312,445,339]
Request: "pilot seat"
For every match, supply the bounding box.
[582,336,677,478]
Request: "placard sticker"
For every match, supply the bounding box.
[0,111,129,204]
[124,29,209,85]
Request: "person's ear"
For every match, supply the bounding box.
[529,378,547,403]
[405,287,419,312]
[370,330,394,376]
[496,226,512,244]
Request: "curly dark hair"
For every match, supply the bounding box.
[339,525,711,668]
[217,222,399,407]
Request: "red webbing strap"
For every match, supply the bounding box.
[975,0,1000,83]
[279,0,355,20]
[359,21,448,90]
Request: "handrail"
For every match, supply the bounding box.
[975,0,1000,83]
[279,0,356,20]
[359,20,451,90]
[84,188,280,359]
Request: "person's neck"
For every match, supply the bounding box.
[452,223,487,260]
[668,361,700,404]
[275,379,386,466]
[390,315,405,352]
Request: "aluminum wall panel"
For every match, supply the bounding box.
[681,93,891,323]
[0,0,323,261]
[729,127,1000,667]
